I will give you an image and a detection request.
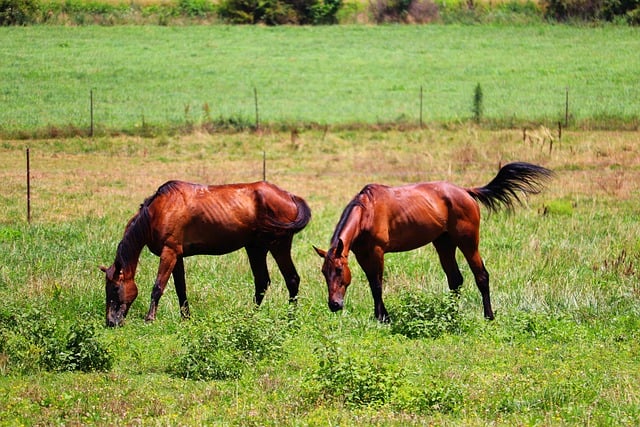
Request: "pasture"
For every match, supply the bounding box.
[1,127,639,425]
[1,24,640,137]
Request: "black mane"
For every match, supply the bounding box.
[330,185,374,246]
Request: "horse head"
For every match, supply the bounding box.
[100,263,138,327]
[314,239,351,313]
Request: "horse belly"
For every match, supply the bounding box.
[182,224,252,256]
[385,218,445,253]
[386,226,438,252]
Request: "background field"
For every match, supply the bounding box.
[1,127,639,424]
[2,24,639,137]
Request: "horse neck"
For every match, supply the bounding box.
[331,203,365,257]
[115,213,148,278]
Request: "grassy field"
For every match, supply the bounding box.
[1,127,639,425]
[2,24,639,137]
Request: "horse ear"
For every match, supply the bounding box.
[336,239,345,256]
[313,246,327,258]
[99,265,108,273]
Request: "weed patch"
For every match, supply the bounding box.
[306,340,404,408]
[388,291,467,339]
[170,309,289,381]
[0,308,112,374]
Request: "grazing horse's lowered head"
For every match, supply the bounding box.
[314,238,351,312]
[100,263,138,327]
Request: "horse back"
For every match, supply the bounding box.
[362,182,479,252]
[145,181,307,256]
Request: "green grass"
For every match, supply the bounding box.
[1,128,639,424]
[1,25,639,137]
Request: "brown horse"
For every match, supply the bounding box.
[314,162,552,322]
[101,180,311,327]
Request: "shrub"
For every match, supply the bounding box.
[541,0,640,22]
[369,0,439,23]
[309,342,404,408]
[171,310,288,381]
[0,308,112,373]
[0,0,40,25]
[542,0,604,20]
[388,291,465,339]
[218,0,342,24]
[178,0,215,17]
[43,322,113,372]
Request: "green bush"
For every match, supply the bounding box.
[309,342,404,408]
[178,0,215,17]
[370,0,439,23]
[0,0,40,25]
[542,0,640,22]
[218,0,341,24]
[388,291,465,339]
[43,322,113,372]
[171,310,288,381]
[0,309,112,373]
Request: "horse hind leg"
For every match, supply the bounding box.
[246,245,271,306]
[269,237,300,303]
[459,243,494,320]
[433,233,464,294]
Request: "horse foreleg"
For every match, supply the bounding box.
[172,256,190,319]
[433,234,464,293]
[145,248,178,323]
[270,238,300,303]
[355,248,389,323]
[246,246,271,306]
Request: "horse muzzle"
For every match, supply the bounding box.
[106,302,128,327]
[328,299,344,312]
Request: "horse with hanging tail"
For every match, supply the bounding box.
[101,180,311,327]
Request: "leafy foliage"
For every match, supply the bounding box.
[171,310,288,381]
[542,0,640,22]
[369,0,439,24]
[178,0,215,17]
[0,0,39,25]
[308,341,404,408]
[0,308,112,373]
[43,322,113,372]
[217,0,342,24]
[388,291,466,339]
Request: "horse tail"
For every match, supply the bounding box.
[467,162,553,213]
[288,194,312,233]
[260,192,312,235]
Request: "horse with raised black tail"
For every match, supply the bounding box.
[101,180,311,327]
[315,162,553,322]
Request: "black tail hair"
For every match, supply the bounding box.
[468,162,553,213]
